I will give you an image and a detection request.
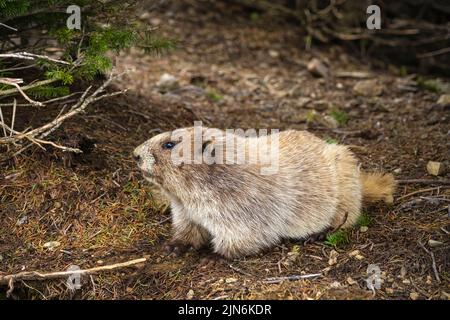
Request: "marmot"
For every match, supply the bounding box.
[133,126,395,259]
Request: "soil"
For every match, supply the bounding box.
[0,1,448,300]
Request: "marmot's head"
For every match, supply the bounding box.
[133,127,218,191]
[134,126,279,193]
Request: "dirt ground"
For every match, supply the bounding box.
[0,1,449,300]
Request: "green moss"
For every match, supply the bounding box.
[206,89,223,102]
[325,137,338,144]
[357,213,373,227]
[416,77,449,94]
[329,109,348,126]
[325,229,349,247]
[250,12,260,22]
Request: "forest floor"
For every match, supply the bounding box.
[0,1,449,300]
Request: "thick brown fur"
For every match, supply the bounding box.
[133,127,395,258]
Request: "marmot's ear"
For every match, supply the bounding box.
[202,140,215,158]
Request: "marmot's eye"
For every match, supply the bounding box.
[162,141,176,150]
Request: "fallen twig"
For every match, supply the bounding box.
[0,23,18,32]
[418,47,450,59]
[229,264,255,277]
[0,71,128,153]
[264,273,321,284]
[0,78,56,99]
[397,179,450,185]
[417,241,441,283]
[335,71,372,79]
[0,51,71,65]
[0,257,147,295]
[397,187,440,201]
[0,77,43,106]
[0,91,83,107]
[10,99,16,137]
[0,121,81,153]
[0,106,7,138]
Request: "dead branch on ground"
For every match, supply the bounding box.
[1,257,147,297]
[0,71,128,154]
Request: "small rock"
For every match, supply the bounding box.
[428,239,443,247]
[330,281,341,288]
[156,73,179,92]
[139,12,150,20]
[426,276,432,285]
[359,226,368,233]
[426,161,445,176]
[400,266,407,278]
[437,94,450,106]
[96,260,104,265]
[322,115,339,129]
[346,277,357,285]
[348,250,360,257]
[16,215,28,226]
[410,292,420,300]
[347,249,364,260]
[336,83,344,89]
[353,79,383,97]
[307,58,329,78]
[393,168,402,174]
[43,241,61,251]
[283,245,301,266]
[328,249,339,266]
[402,279,411,284]
[268,50,279,58]
[150,18,161,26]
[225,277,237,284]
[186,289,195,299]
[294,97,311,107]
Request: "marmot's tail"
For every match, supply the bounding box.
[361,172,396,204]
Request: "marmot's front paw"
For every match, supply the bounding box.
[163,241,190,257]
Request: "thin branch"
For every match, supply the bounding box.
[0,106,7,138]
[0,91,84,107]
[0,63,36,73]
[10,99,16,136]
[0,79,56,98]
[397,187,441,201]
[417,241,441,283]
[264,273,322,284]
[0,71,128,154]
[0,78,43,106]
[229,264,255,277]
[0,23,18,32]
[397,179,450,185]
[0,51,71,65]
[418,47,450,59]
[1,257,147,296]
[0,121,79,152]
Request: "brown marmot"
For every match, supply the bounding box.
[133,126,395,259]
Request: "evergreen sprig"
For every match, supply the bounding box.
[0,0,175,96]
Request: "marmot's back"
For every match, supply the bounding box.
[274,130,361,232]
